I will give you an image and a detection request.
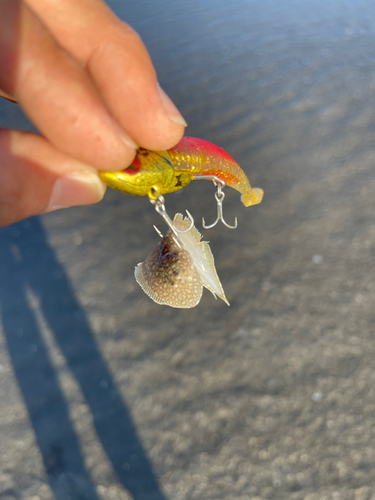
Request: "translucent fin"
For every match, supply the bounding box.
[173,213,202,242]
[173,214,229,306]
[199,241,229,305]
[135,263,168,306]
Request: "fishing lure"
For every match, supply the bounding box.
[99,137,263,229]
[99,137,263,307]
[135,214,228,308]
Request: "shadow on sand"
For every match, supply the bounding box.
[0,217,165,500]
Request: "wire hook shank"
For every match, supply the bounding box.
[150,194,194,248]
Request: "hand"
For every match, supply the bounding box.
[0,0,186,226]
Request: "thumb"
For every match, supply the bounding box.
[0,129,106,227]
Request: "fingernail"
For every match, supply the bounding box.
[157,85,187,126]
[118,131,138,150]
[46,171,106,212]
[109,117,138,150]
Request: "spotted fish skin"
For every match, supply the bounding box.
[134,230,203,308]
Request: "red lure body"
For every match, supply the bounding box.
[167,137,263,207]
[99,137,263,207]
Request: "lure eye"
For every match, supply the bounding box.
[122,157,140,174]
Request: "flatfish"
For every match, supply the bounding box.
[135,214,229,308]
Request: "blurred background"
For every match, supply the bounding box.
[1,0,375,499]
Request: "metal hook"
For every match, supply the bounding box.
[193,175,238,230]
[153,225,164,238]
[150,194,194,248]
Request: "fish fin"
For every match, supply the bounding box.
[173,213,230,305]
[200,241,230,306]
[173,213,203,242]
[134,264,168,305]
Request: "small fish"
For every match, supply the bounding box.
[134,224,203,308]
[99,137,263,206]
[134,214,228,308]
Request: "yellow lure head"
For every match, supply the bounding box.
[99,148,193,199]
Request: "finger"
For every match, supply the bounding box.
[0,0,137,171]
[0,129,106,227]
[25,0,187,151]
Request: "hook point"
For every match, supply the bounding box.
[153,225,164,238]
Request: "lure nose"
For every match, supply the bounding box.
[98,165,145,194]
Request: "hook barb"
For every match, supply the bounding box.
[153,225,164,238]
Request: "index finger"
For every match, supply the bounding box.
[26,0,187,151]
[0,0,138,170]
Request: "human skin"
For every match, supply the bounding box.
[0,0,187,226]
